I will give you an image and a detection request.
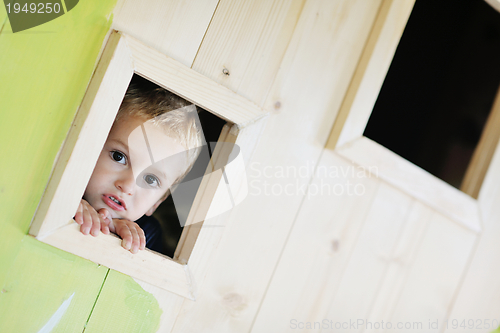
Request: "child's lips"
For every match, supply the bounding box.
[102,194,126,211]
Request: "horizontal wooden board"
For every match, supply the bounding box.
[41,223,194,299]
[125,34,266,127]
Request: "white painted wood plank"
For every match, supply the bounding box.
[388,213,477,333]
[443,136,500,333]
[125,34,265,128]
[30,31,134,238]
[41,223,194,299]
[337,137,481,233]
[192,0,305,107]
[170,1,383,332]
[251,152,380,332]
[320,182,414,333]
[134,279,186,333]
[363,201,433,333]
[112,0,220,67]
[329,0,415,149]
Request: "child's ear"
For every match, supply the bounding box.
[145,198,164,216]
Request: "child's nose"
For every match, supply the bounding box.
[115,170,135,195]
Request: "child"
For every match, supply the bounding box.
[74,79,203,254]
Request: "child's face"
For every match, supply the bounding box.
[84,115,188,221]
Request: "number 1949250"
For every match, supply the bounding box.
[6,3,62,14]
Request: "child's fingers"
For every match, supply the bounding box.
[114,219,145,254]
[137,226,146,250]
[128,226,141,254]
[115,220,133,251]
[89,208,101,237]
[98,209,111,235]
[100,214,110,235]
[74,202,84,225]
[81,205,93,235]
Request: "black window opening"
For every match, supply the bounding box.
[114,75,226,258]
[364,0,500,192]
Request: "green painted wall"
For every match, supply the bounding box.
[0,2,160,331]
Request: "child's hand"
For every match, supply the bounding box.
[108,218,146,254]
[74,199,111,236]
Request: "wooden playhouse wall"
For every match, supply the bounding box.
[2,0,500,332]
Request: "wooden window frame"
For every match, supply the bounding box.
[28,30,266,299]
[327,0,500,234]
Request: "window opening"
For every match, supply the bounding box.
[107,74,227,258]
[364,0,500,193]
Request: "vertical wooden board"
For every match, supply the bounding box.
[251,152,379,332]
[170,1,382,332]
[329,0,415,149]
[478,132,500,223]
[388,213,476,333]
[363,201,433,333]
[112,0,219,67]
[440,129,500,333]
[444,143,500,333]
[0,237,108,333]
[192,0,305,106]
[320,182,413,332]
[84,270,162,333]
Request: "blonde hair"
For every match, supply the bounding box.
[116,82,203,189]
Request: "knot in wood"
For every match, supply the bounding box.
[222,292,247,316]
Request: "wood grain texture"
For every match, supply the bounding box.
[192,0,305,107]
[29,31,266,298]
[251,152,380,332]
[336,137,481,233]
[174,124,234,262]
[112,0,220,67]
[385,213,477,333]
[170,1,382,332]
[327,0,415,150]
[30,31,134,238]
[444,135,500,333]
[320,182,414,330]
[41,223,195,299]
[125,34,265,127]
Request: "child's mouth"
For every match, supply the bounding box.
[102,194,126,211]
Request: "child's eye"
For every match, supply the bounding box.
[144,174,160,187]
[110,151,127,165]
